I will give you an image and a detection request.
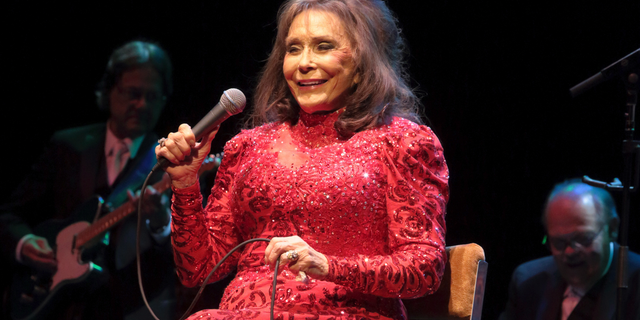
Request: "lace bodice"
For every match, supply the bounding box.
[170,110,449,320]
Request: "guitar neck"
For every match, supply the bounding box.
[72,154,220,250]
[74,173,171,250]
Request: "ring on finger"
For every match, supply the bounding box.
[158,137,167,148]
[285,249,299,262]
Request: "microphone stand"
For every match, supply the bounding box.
[574,48,639,320]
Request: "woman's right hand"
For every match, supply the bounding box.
[155,124,219,188]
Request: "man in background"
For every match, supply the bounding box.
[0,40,176,320]
[500,178,640,320]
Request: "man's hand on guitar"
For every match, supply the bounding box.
[126,186,170,232]
[21,236,57,273]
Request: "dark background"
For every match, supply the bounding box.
[3,1,639,319]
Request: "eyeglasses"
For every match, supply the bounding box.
[115,86,165,104]
[544,226,605,252]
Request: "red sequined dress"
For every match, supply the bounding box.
[170,109,449,320]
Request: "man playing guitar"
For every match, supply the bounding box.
[0,40,177,320]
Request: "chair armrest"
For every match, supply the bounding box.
[403,243,487,320]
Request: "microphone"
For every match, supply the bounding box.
[153,88,246,171]
[570,48,639,97]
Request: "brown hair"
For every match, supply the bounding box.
[249,0,422,137]
[95,40,173,111]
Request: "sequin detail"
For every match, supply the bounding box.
[171,110,449,320]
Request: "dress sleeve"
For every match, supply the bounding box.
[170,135,246,288]
[323,122,449,299]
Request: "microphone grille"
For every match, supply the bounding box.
[220,88,246,115]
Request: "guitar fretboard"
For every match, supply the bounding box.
[74,173,171,249]
[72,154,219,250]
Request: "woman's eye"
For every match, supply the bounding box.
[317,43,334,51]
[287,46,301,54]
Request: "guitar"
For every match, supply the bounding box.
[8,154,222,320]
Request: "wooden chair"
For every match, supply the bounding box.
[403,243,488,320]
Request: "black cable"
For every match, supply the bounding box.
[271,261,280,320]
[177,238,274,320]
[136,170,162,320]
[136,169,280,320]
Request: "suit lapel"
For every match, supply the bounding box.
[107,134,159,207]
[79,126,107,202]
[537,270,565,320]
[570,245,619,320]
[568,275,610,320]
[563,245,619,320]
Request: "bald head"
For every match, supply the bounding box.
[543,179,617,229]
[543,179,619,291]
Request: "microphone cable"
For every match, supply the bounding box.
[136,167,281,320]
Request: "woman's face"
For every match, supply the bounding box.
[283,10,358,114]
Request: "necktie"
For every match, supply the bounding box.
[108,140,130,186]
[561,286,581,320]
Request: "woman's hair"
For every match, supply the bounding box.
[249,0,422,137]
[95,40,173,111]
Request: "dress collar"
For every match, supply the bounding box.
[298,107,344,127]
[291,108,345,148]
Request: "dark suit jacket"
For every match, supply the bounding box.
[0,123,175,319]
[499,244,640,320]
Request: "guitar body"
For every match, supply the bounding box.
[7,153,221,320]
[9,197,108,320]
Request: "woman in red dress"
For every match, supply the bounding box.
[156,1,449,319]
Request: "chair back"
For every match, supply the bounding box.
[403,243,488,320]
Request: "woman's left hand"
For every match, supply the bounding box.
[264,236,329,280]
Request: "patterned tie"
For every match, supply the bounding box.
[108,140,130,186]
[561,286,581,320]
